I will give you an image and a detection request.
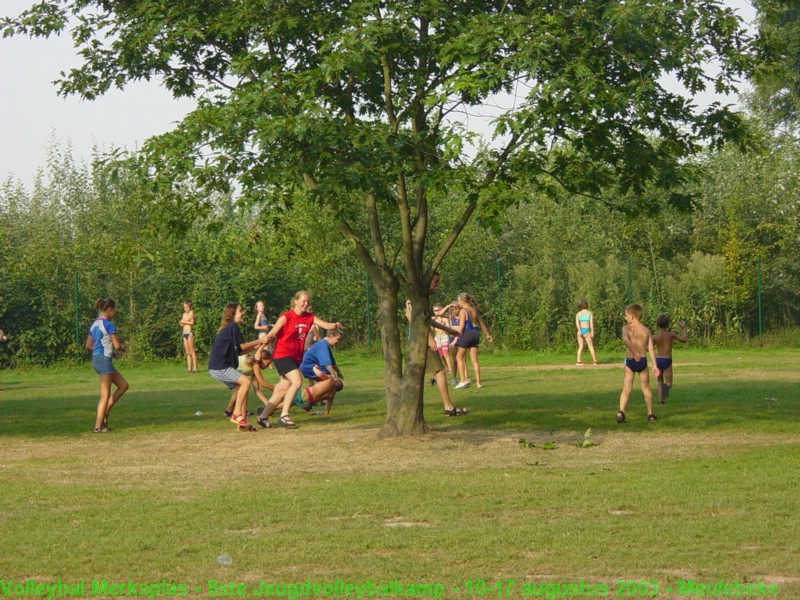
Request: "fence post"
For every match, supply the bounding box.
[757,256,763,337]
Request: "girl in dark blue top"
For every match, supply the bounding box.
[208,303,265,431]
[452,293,493,389]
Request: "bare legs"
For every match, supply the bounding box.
[456,346,483,388]
[260,370,301,425]
[183,335,198,372]
[95,369,129,431]
[618,367,654,421]
[577,333,598,365]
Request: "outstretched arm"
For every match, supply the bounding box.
[313,316,342,331]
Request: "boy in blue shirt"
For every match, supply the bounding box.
[301,328,343,382]
[297,329,344,416]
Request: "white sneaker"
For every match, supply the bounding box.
[454,381,470,389]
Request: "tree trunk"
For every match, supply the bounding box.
[373,270,430,437]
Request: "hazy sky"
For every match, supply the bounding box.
[1,0,756,188]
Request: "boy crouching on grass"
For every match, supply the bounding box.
[616,304,660,424]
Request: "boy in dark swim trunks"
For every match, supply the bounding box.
[617,304,660,424]
[652,315,688,404]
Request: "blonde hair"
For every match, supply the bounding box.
[625,303,643,320]
[290,290,311,310]
[458,293,478,310]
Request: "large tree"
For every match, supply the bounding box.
[3,0,754,435]
[752,0,800,129]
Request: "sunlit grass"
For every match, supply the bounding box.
[1,349,797,599]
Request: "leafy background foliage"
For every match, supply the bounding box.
[2,130,799,367]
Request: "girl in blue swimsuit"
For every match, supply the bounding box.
[254,300,272,339]
[452,293,493,389]
[575,299,599,365]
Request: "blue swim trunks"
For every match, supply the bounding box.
[624,357,648,373]
[292,389,312,412]
[655,357,672,371]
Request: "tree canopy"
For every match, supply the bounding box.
[752,0,800,129]
[3,0,756,435]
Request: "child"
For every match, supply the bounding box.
[226,348,276,419]
[300,328,344,383]
[264,328,342,420]
[180,300,198,373]
[575,299,599,365]
[253,300,271,339]
[432,304,455,385]
[616,303,660,424]
[448,306,463,385]
[208,303,265,431]
[86,298,129,433]
[259,290,342,428]
[452,292,493,389]
[404,272,469,416]
[652,315,688,404]
[258,377,343,424]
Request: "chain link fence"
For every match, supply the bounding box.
[1,255,797,369]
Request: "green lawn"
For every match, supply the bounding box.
[1,349,798,599]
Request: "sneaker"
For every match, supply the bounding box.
[450,378,457,386]
[454,381,470,389]
[576,361,584,366]
[223,410,233,418]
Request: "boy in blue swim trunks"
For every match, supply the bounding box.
[617,304,660,424]
[652,315,688,404]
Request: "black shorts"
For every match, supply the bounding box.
[455,329,480,349]
[273,356,300,377]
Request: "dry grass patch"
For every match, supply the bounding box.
[2,425,797,489]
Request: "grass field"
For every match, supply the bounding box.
[1,348,798,600]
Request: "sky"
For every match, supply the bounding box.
[1,0,756,188]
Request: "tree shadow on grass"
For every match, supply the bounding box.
[1,374,796,439]
[0,376,388,438]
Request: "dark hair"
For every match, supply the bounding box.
[656,314,670,329]
[577,299,588,311]
[184,300,193,309]
[95,298,116,312]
